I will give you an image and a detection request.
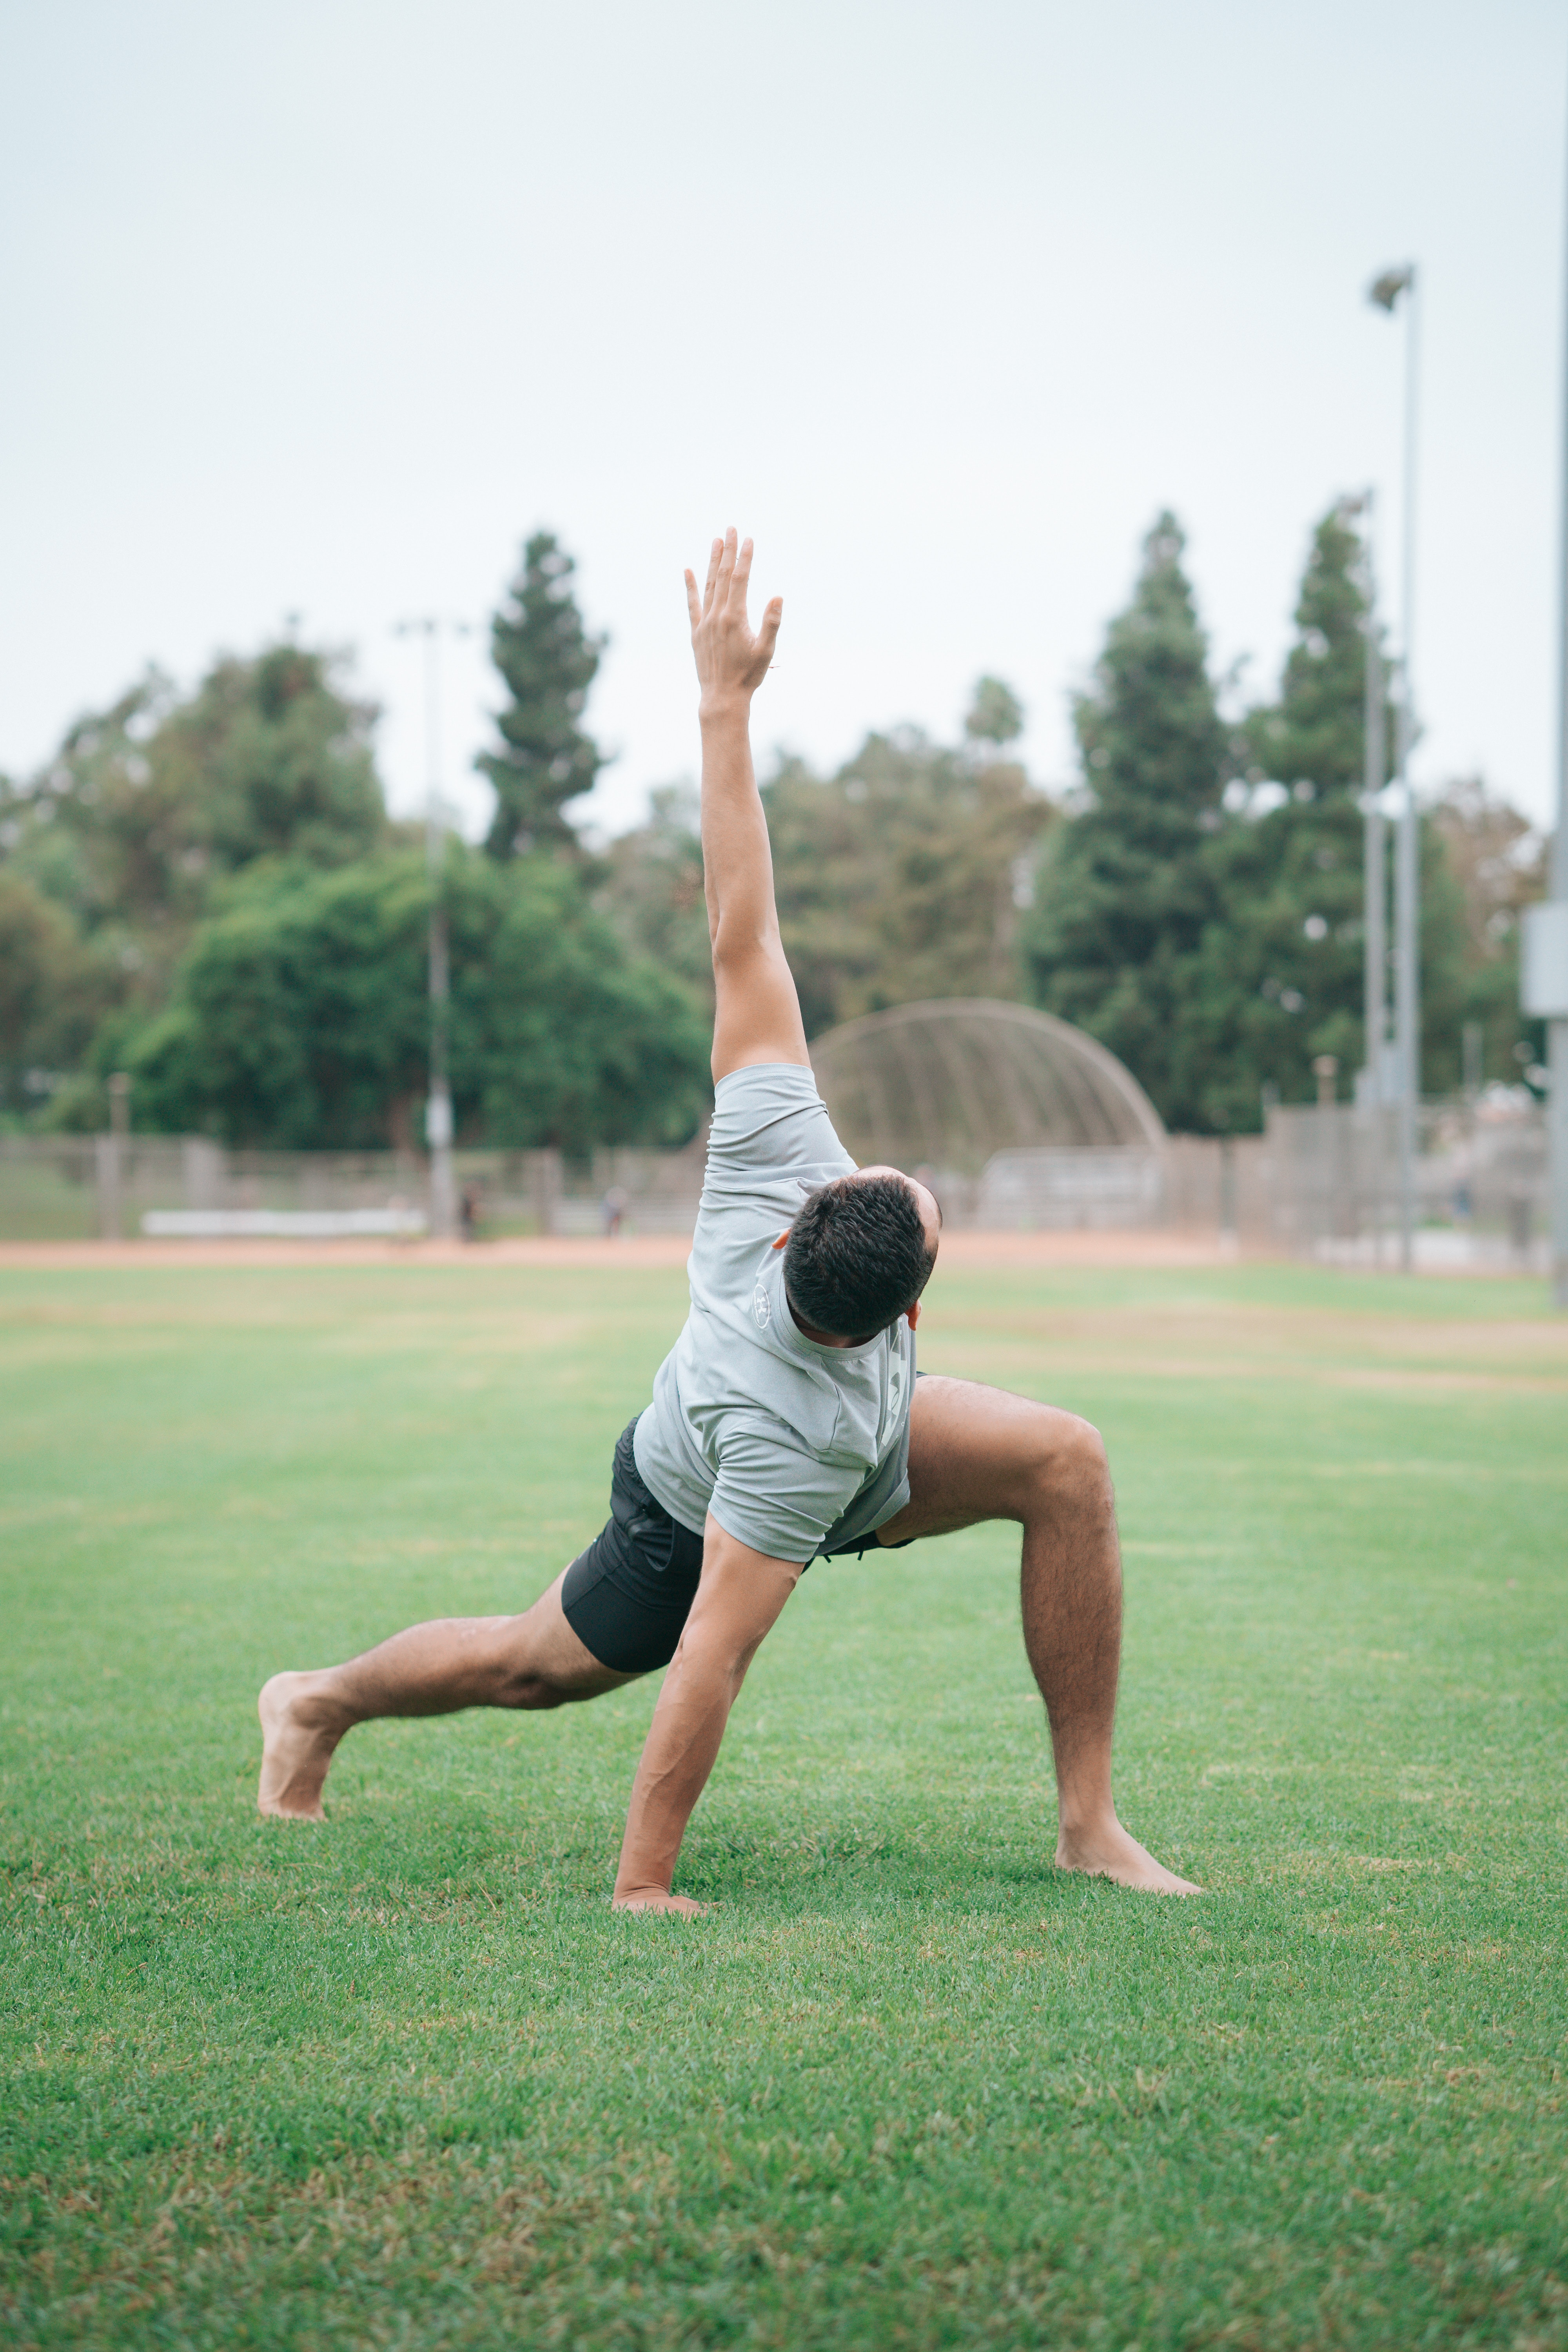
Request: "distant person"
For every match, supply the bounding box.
[258,532,1197,1904]
[459,1183,483,1243]
[603,1185,629,1238]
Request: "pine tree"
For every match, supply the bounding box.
[964,676,1025,749]
[1021,512,1229,1129]
[479,532,606,858]
[1245,505,1369,796]
[1187,503,1466,1126]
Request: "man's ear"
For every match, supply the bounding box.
[771,1229,789,1250]
[906,1300,921,1330]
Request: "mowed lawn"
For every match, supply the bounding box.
[2,1258,1566,2351]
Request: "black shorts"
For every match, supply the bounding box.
[560,1418,914,1675]
[561,1421,707,1673]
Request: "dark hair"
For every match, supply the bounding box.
[782,1173,934,1340]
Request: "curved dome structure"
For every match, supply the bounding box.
[809,999,1166,1227]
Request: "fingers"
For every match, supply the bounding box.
[754,594,783,671]
[713,526,738,610]
[730,533,753,613]
[695,529,770,642]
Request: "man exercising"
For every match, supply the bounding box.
[258,529,1198,1906]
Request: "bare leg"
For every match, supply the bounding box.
[257,1569,637,1820]
[873,1376,1199,1894]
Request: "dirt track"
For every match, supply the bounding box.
[0,1230,1253,1272]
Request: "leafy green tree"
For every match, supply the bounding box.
[0,642,390,1123]
[479,532,606,858]
[1022,513,1230,1127]
[0,869,102,1115]
[766,726,1049,1035]
[10,649,383,944]
[152,643,387,877]
[8,675,183,942]
[600,700,1050,1042]
[128,848,709,1152]
[597,785,714,1012]
[1431,777,1548,1089]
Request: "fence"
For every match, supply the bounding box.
[1257,1096,1549,1270]
[0,1131,710,1243]
[0,1096,1548,1265]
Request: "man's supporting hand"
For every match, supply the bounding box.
[611,1521,799,1913]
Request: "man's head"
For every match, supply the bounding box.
[781,1166,941,1346]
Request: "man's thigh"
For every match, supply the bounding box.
[872,1375,1095,1546]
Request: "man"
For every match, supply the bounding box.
[258,530,1198,1906]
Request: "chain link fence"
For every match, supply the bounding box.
[0,1096,1547,1265]
[1256,1096,1548,1270]
[0,1131,711,1241]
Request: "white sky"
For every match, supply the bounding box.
[2,0,1564,844]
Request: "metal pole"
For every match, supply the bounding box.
[1367,262,1421,1272]
[99,1072,131,1241]
[1394,679,1418,1271]
[1393,273,1421,1273]
[421,625,456,1242]
[1361,497,1387,1262]
[1551,79,1568,1309]
[395,617,460,1240]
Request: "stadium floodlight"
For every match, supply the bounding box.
[1368,265,1415,314]
[393,616,472,1242]
[1366,262,1421,1270]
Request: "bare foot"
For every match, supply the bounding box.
[611,1887,708,1916]
[257,1671,345,1820]
[1056,1816,1202,1895]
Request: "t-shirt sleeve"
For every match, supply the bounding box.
[706,1419,857,1564]
[704,1063,854,1187]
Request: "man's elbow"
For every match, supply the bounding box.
[670,1622,757,1691]
[709,914,777,973]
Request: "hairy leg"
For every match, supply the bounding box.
[257,1569,637,1820]
[874,1376,1198,1894]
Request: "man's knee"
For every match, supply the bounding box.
[1019,1408,1111,1511]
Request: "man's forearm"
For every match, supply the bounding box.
[612,1523,799,1907]
[612,1643,744,1899]
[699,701,775,950]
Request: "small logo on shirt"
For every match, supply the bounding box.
[751,1281,771,1329]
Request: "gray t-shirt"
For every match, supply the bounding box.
[633,1063,917,1564]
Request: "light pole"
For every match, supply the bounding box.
[1522,94,1568,1307]
[1368,263,1420,1270]
[394,616,470,1241]
[1349,489,1389,1258]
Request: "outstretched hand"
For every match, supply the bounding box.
[686,527,782,714]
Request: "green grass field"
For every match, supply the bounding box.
[2,1258,1565,2350]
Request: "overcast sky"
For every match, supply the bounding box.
[3,1,1564,845]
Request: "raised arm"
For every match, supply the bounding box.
[686,528,809,1082]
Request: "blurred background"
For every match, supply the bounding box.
[1,0,1562,1259]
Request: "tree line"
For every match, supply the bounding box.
[0,515,1547,1151]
